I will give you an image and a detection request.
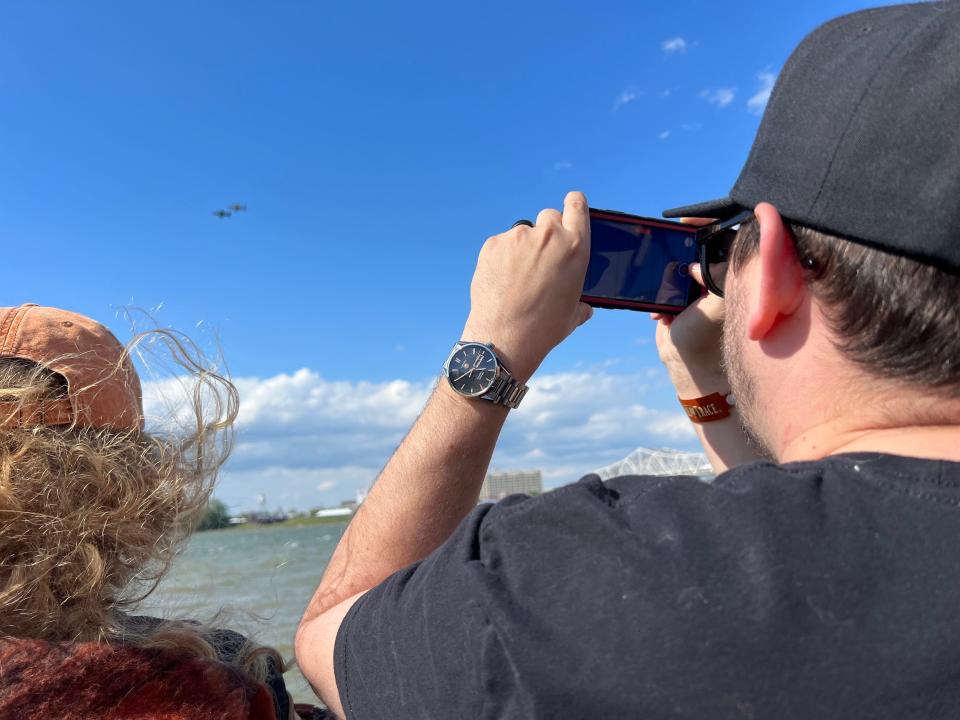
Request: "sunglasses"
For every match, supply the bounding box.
[694,211,753,298]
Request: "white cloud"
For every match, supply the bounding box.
[661,37,688,54]
[233,369,429,431]
[699,87,736,108]
[612,89,642,112]
[658,130,671,141]
[553,160,573,170]
[747,71,777,115]
[144,367,697,511]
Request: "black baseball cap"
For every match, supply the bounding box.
[664,1,960,273]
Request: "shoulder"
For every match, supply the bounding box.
[471,461,807,559]
[477,454,887,543]
[122,615,290,720]
[454,458,874,635]
[0,636,278,719]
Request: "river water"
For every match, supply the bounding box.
[143,521,347,706]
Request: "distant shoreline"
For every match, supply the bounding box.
[198,515,351,532]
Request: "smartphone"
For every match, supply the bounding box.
[582,208,701,314]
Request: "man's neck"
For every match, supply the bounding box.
[753,338,960,465]
[779,420,960,464]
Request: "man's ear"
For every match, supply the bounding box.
[746,202,806,341]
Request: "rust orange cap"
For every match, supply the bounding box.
[0,304,144,431]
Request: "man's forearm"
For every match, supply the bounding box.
[301,380,508,620]
[295,194,594,714]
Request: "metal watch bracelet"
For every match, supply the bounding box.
[484,373,528,409]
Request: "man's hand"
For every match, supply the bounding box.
[652,218,727,398]
[654,265,728,398]
[651,217,767,473]
[461,191,594,383]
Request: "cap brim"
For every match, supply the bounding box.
[662,196,745,220]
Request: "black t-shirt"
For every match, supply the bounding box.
[335,453,960,719]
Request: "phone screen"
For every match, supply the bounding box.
[582,209,700,313]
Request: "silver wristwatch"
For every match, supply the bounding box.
[442,341,529,409]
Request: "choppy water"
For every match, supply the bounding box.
[142,522,347,706]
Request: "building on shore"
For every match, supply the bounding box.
[479,469,542,502]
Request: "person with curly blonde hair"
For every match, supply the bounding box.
[0,303,309,719]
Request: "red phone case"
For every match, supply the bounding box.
[582,208,701,314]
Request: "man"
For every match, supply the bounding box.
[297,2,960,717]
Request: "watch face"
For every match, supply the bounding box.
[447,343,498,397]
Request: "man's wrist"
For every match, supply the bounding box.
[663,361,729,400]
[679,391,735,423]
[459,322,539,385]
[436,375,511,417]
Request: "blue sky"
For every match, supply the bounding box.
[1,1,883,510]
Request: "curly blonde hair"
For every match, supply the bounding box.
[0,329,281,681]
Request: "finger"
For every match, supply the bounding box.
[561,191,590,238]
[679,216,716,227]
[535,208,562,227]
[650,312,664,321]
[574,302,594,327]
[688,263,707,288]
